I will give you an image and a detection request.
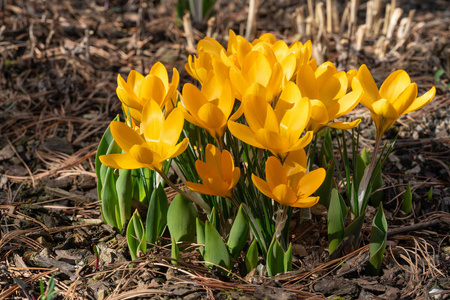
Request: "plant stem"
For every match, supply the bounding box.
[356,135,381,215]
[158,171,211,214]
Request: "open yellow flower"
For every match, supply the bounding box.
[353,64,436,138]
[228,82,313,161]
[116,62,179,124]
[185,144,240,198]
[252,150,326,208]
[296,61,362,133]
[99,100,188,172]
[229,49,285,102]
[181,74,235,143]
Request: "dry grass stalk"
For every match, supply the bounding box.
[245,0,258,40]
[183,12,195,51]
[386,7,403,40]
[295,6,306,38]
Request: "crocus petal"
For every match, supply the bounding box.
[99,153,145,170]
[228,121,262,148]
[165,138,189,160]
[404,86,436,114]
[185,181,214,196]
[330,89,362,119]
[357,64,381,105]
[281,96,311,143]
[139,75,166,106]
[315,61,338,87]
[391,83,417,114]
[141,100,164,146]
[319,71,348,103]
[297,168,326,197]
[251,174,275,199]
[128,144,155,164]
[110,121,145,153]
[205,177,231,197]
[297,64,319,99]
[160,108,184,154]
[149,62,169,90]
[125,70,145,97]
[309,100,329,124]
[287,131,313,152]
[290,196,319,208]
[327,119,361,129]
[244,95,279,131]
[371,99,399,119]
[255,129,289,155]
[220,149,235,182]
[197,102,226,131]
[379,70,411,102]
[116,86,140,110]
[272,184,297,206]
[205,144,223,178]
[265,156,288,191]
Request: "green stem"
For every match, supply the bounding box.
[356,135,381,215]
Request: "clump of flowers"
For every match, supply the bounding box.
[96,30,435,277]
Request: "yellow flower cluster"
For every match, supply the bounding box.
[100,30,435,209]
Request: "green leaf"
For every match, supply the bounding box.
[427,187,433,201]
[101,167,119,228]
[370,168,383,207]
[367,203,387,276]
[434,68,445,83]
[227,204,250,259]
[171,238,180,265]
[95,115,120,199]
[344,213,365,248]
[116,169,133,230]
[126,210,146,260]
[266,236,288,277]
[316,161,335,209]
[319,129,333,166]
[284,243,292,272]
[245,239,259,273]
[145,184,168,246]
[167,193,197,243]
[401,183,412,214]
[328,189,345,254]
[204,221,230,272]
[196,218,206,257]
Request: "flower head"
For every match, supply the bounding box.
[116,62,179,124]
[99,100,188,172]
[296,61,362,133]
[353,64,436,138]
[228,82,313,161]
[181,74,235,143]
[252,150,326,208]
[185,144,240,198]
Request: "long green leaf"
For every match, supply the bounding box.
[116,169,133,230]
[328,189,345,254]
[367,203,387,275]
[401,183,412,214]
[95,115,120,199]
[204,221,230,272]
[227,204,250,259]
[101,167,119,228]
[245,239,259,273]
[145,184,167,246]
[167,193,197,243]
[316,161,335,210]
[126,210,146,260]
[266,236,286,277]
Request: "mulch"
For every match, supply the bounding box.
[0,0,449,299]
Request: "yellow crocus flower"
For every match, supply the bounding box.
[228,82,313,161]
[185,144,240,198]
[353,64,436,138]
[252,150,326,208]
[181,74,235,143]
[116,62,179,124]
[100,100,188,172]
[296,61,362,133]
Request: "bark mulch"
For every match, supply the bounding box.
[0,0,449,299]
